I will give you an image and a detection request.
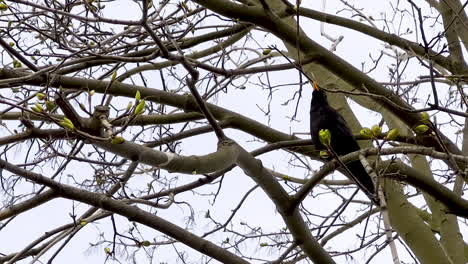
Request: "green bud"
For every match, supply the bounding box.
[371,125,382,136]
[79,220,87,226]
[13,60,22,68]
[141,241,151,247]
[34,103,43,112]
[89,90,95,96]
[60,117,75,130]
[385,128,399,140]
[359,127,374,139]
[414,124,429,134]
[135,90,141,101]
[111,136,125,144]
[421,112,430,124]
[318,129,331,147]
[260,242,268,247]
[134,99,145,115]
[0,3,8,11]
[45,100,55,111]
[31,106,41,113]
[262,49,271,55]
[421,112,429,121]
[111,70,117,82]
[104,247,111,254]
[63,117,73,125]
[36,93,46,100]
[8,42,14,47]
[60,121,74,130]
[319,150,330,159]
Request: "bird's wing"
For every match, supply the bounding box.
[310,106,361,151]
[321,108,361,150]
[330,110,355,140]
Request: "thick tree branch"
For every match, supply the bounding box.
[93,138,238,174]
[293,145,468,216]
[0,190,58,221]
[192,0,466,171]
[0,159,250,264]
[295,6,465,74]
[234,144,336,264]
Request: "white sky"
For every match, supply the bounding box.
[1,0,464,263]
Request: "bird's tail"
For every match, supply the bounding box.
[344,160,380,206]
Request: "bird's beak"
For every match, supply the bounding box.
[312,81,320,91]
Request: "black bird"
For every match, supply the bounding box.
[309,83,378,205]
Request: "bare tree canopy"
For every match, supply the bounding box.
[0,0,467,263]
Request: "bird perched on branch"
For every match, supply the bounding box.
[309,82,379,205]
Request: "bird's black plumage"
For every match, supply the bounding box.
[310,84,378,205]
